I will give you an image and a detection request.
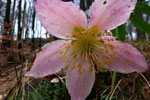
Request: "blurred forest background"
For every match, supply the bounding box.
[0,0,150,100]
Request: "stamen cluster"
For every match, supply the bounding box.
[60,26,116,74]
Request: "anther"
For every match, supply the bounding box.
[66,35,70,38]
[105,49,109,53]
[97,63,104,71]
[102,61,107,65]
[107,39,110,41]
[111,38,114,41]
[107,61,111,65]
[71,66,75,70]
[59,50,64,55]
[99,39,104,43]
[107,32,111,36]
[104,30,108,33]
[111,52,116,56]
[60,43,67,48]
[109,44,114,50]
[89,65,93,74]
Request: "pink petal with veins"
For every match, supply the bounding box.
[25,40,70,78]
[100,36,148,73]
[88,0,136,32]
[66,60,95,100]
[35,0,87,39]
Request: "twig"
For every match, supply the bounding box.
[27,82,44,100]
[140,73,150,88]
[109,79,122,100]
[101,86,111,96]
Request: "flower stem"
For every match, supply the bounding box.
[95,72,101,100]
[106,26,118,100]
[105,72,117,100]
[110,72,117,95]
[110,27,118,95]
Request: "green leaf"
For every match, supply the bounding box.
[134,1,150,15]
[111,24,126,42]
[130,13,150,34]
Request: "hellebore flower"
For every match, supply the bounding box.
[26,0,148,100]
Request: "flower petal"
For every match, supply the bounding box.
[25,40,70,78]
[66,61,95,100]
[100,36,148,73]
[88,0,136,32]
[35,0,87,39]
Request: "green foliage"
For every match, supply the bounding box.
[35,80,70,100]
[111,24,126,41]
[134,1,150,16]
[8,80,70,100]
[130,13,150,34]
[129,1,150,34]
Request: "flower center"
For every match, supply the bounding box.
[60,26,115,74]
[71,27,100,53]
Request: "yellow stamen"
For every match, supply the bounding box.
[60,26,115,75]
[71,66,75,70]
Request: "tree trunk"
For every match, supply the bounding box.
[1,0,11,49]
[11,0,16,35]
[4,0,11,23]
[31,9,36,43]
[80,0,86,11]
[21,0,27,39]
[17,0,22,40]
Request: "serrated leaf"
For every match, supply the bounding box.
[111,24,126,42]
[130,13,150,34]
[134,1,150,15]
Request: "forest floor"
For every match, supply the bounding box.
[0,39,150,100]
[0,38,50,100]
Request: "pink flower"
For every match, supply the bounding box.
[25,0,148,100]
